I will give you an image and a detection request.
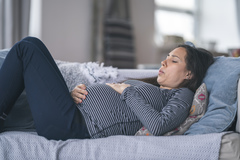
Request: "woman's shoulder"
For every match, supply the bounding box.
[169,87,194,101]
[173,87,194,94]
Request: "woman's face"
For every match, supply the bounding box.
[157,47,190,89]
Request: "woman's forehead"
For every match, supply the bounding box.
[170,47,187,61]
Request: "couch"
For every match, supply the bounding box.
[0,49,239,160]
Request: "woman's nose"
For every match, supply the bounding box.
[161,59,167,66]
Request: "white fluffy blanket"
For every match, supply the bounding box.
[56,60,118,91]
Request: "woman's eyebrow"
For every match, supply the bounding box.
[171,54,181,60]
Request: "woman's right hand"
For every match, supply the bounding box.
[71,84,88,104]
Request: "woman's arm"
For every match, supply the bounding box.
[121,86,194,136]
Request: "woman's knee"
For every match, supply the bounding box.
[22,36,42,44]
[13,37,44,59]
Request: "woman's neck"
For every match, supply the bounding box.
[160,86,172,90]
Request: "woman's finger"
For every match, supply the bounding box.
[72,96,82,104]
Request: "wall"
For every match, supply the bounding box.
[37,0,240,65]
[41,0,92,62]
[130,0,158,65]
[38,0,158,65]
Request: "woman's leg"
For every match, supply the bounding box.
[0,37,88,140]
[22,37,68,88]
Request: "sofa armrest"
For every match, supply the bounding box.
[116,69,158,83]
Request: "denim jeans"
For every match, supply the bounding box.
[0,37,89,140]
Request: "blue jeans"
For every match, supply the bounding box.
[0,37,89,140]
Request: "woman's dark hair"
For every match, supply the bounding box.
[138,44,214,92]
[177,44,214,92]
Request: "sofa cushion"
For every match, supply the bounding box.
[185,56,240,134]
[0,49,36,132]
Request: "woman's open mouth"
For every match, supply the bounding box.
[159,69,164,75]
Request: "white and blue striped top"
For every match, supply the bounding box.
[77,80,194,138]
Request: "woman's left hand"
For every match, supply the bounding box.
[106,83,130,94]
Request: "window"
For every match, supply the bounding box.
[155,0,197,46]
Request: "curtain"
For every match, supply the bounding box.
[0,0,31,49]
[92,0,135,69]
[91,0,105,62]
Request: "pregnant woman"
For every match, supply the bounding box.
[0,37,213,140]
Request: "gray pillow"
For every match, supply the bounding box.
[0,49,35,132]
[185,57,240,134]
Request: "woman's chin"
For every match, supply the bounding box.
[157,76,162,84]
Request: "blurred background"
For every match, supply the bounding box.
[0,0,239,69]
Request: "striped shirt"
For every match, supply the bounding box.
[77,80,194,138]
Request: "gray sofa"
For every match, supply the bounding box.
[0,49,239,160]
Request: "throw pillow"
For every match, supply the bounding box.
[135,126,153,136]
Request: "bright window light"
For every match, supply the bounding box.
[155,0,195,11]
[155,0,196,45]
[155,10,194,40]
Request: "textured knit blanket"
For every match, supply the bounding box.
[0,131,225,160]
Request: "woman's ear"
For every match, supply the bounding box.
[185,71,192,80]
